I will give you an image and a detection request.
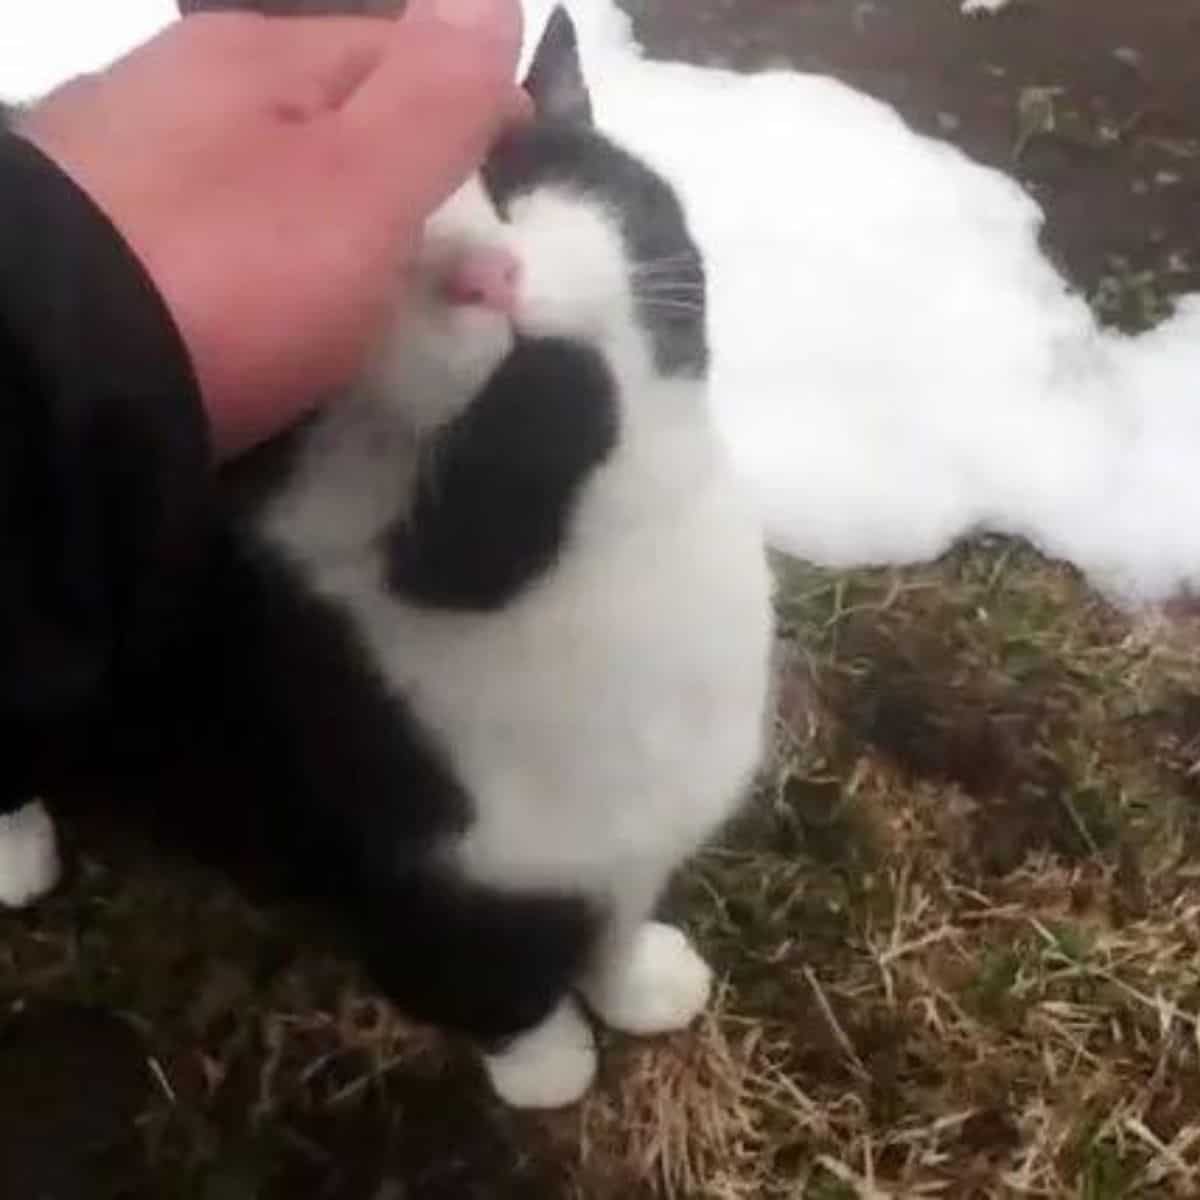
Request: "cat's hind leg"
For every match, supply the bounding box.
[357,869,602,1109]
[0,799,60,909]
[582,919,712,1036]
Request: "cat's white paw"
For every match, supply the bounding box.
[483,998,597,1109]
[584,921,712,1036]
[961,0,1011,14]
[0,800,60,909]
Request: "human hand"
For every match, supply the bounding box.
[18,0,527,458]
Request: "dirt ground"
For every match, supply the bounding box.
[630,0,1200,328]
[4,2,1200,1197]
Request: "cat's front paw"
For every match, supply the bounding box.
[0,800,61,909]
[483,998,597,1109]
[584,921,712,1036]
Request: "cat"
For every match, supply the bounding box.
[0,8,773,1110]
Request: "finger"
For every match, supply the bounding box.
[262,16,393,113]
[340,0,526,215]
[345,0,524,129]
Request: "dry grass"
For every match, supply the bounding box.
[644,540,1200,1200]
[7,536,1200,1198]
[553,539,1200,1199]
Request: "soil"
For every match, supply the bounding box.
[626,0,1200,327]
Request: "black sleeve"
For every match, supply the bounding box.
[0,131,214,737]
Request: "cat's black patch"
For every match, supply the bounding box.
[486,6,708,379]
[385,337,618,611]
[88,528,600,1044]
[214,537,600,1039]
[484,124,709,378]
[357,866,599,1041]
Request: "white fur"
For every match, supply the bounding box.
[583,920,713,1035]
[0,799,60,908]
[259,174,772,1101]
[483,997,597,1108]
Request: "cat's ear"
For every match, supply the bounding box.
[522,6,593,127]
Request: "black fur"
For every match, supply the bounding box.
[484,50,709,384]
[484,126,708,378]
[88,527,601,1045]
[228,543,600,1041]
[11,7,693,1055]
[386,337,618,610]
[482,5,708,378]
[522,6,594,127]
[218,12,634,1036]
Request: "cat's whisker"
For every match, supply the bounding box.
[632,252,702,270]
[633,274,705,285]
[631,261,704,281]
[636,291,705,303]
[632,266,703,278]
[633,284,705,296]
[633,266,704,277]
[631,268,705,284]
[636,302,706,314]
[633,284,706,298]
[636,298,706,314]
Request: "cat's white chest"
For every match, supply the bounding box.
[371,460,769,900]
[263,403,772,909]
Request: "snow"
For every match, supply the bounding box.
[5,3,1200,602]
[1,1,175,104]
[524,1,1200,603]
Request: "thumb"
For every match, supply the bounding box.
[263,16,392,113]
[341,0,527,220]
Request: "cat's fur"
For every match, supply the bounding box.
[0,9,772,1108]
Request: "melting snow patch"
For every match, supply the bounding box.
[527,1,1200,603]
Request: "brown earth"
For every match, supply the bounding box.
[627,0,1200,330]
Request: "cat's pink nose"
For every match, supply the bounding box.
[441,246,522,316]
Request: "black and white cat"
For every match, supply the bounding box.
[0,9,772,1109]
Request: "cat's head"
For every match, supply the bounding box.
[364,6,708,433]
